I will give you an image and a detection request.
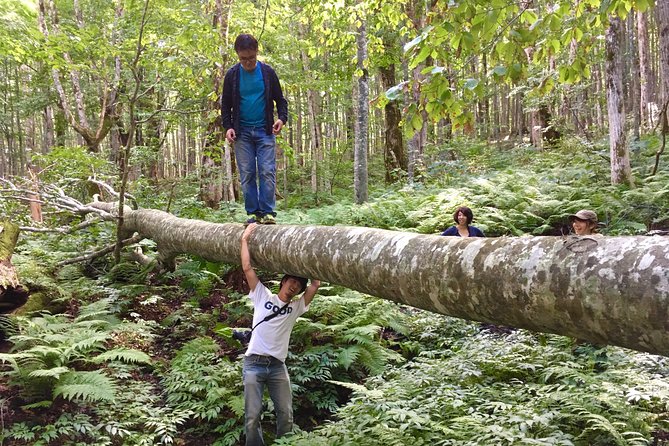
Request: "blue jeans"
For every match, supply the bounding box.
[243,354,293,446]
[234,127,276,217]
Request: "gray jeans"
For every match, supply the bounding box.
[243,354,293,446]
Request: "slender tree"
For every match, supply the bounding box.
[354,8,369,204]
[658,0,669,111]
[605,15,633,186]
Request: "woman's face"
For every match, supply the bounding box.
[457,211,468,226]
[572,218,594,235]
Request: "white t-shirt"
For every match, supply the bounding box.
[245,283,309,362]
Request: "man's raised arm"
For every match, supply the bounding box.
[241,223,260,291]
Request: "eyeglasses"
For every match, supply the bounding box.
[239,55,257,62]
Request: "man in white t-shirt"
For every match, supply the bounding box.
[240,223,321,446]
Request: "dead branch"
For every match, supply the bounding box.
[57,234,144,267]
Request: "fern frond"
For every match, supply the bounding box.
[62,332,110,360]
[0,353,18,369]
[74,298,116,323]
[23,345,63,361]
[53,371,117,403]
[357,342,400,375]
[28,366,70,379]
[577,413,626,445]
[337,345,361,370]
[0,315,18,338]
[327,380,384,399]
[342,325,381,342]
[92,348,151,365]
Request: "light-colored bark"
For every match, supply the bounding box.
[98,205,669,356]
[637,11,652,128]
[605,16,633,186]
[658,0,669,110]
[628,13,641,140]
[200,0,233,208]
[354,16,369,204]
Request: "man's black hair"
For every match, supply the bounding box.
[280,275,308,294]
[234,34,259,52]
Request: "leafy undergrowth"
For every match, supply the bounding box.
[279,319,669,445]
[3,137,669,444]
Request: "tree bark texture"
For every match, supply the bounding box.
[0,220,28,313]
[379,64,406,183]
[354,19,369,204]
[116,207,669,356]
[637,11,652,128]
[605,16,633,186]
[658,0,669,109]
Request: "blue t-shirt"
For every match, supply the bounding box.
[239,63,265,127]
[441,226,485,237]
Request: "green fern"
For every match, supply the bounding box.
[53,370,117,403]
[0,299,150,405]
[92,348,152,364]
[27,366,70,379]
[0,315,18,339]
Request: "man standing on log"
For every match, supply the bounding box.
[221,33,288,225]
[240,223,320,445]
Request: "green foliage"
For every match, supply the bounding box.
[160,337,244,443]
[32,146,114,184]
[0,299,150,405]
[274,137,669,237]
[0,314,19,339]
[166,260,223,300]
[287,290,407,418]
[281,330,669,445]
[53,370,117,403]
[91,348,152,365]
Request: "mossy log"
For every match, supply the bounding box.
[0,220,28,313]
[105,208,669,356]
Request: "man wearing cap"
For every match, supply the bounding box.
[240,223,320,445]
[569,209,600,236]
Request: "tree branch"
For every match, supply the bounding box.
[57,234,144,267]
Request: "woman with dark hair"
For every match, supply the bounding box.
[441,206,485,238]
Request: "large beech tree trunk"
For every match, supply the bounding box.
[104,206,669,356]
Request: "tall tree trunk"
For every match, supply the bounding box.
[90,203,669,357]
[354,16,369,204]
[297,26,322,195]
[405,1,428,183]
[43,105,55,152]
[524,49,542,148]
[113,0,150,264]
[637,10,652,129]
[200,0,233,208]
[379,64,406,183]
[658,0,669,113]
[628,12,641,141]
[605,16,633,186]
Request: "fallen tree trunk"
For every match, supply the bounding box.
[106,208,669,356]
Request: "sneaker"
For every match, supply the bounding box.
[244,215,259,226]
[259,214,276,225]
